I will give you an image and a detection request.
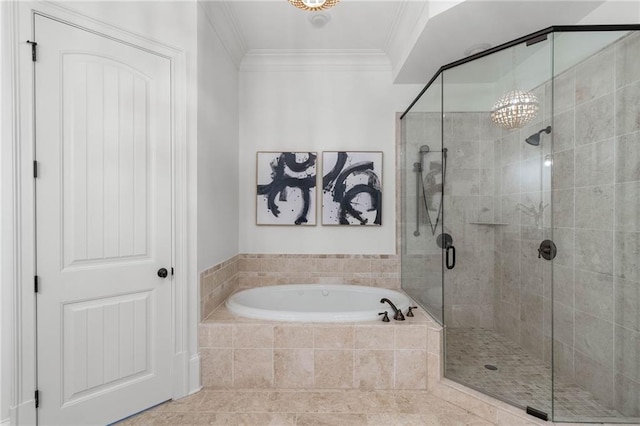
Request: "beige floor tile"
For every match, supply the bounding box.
[366,413,425,426]
[296,413,369,426]
[343,390,400,413]
[233,413,297,425]
[119,389,505,426]
[196,391,240,412]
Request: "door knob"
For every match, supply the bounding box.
[157,268,168,278]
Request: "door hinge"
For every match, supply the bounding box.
[34,276,39,293]
[35,390,39,408]
[33,160,38,178]
[26,40,37,62]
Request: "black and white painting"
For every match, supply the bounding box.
[256,152,317,225]
[322,151,382,226]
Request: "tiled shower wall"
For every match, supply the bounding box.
[401,31,640,417]
[542,32,640,414]
[441,112,500,328]
[401,112,443,316]
[492,83,553,365]
[402,111,498,327]
[200,254,400,320]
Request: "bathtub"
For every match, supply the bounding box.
[225,284,412,322]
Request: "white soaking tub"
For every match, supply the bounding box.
[225,284,412,322]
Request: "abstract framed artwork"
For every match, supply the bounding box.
[256,152,317,225]
[322,151,382,226]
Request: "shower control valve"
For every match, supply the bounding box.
[537,240,557,261]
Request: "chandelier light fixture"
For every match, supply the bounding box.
[490,89,539,130]
[288,0,340,12]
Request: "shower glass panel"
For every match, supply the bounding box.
[401,75,444,324]
[551,29,640,423]
[441,37,553,416]
[400,25,640,423]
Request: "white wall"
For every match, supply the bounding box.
[239,56,419,254]
[197,5,240,272]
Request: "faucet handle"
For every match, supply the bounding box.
[406,306,418,317]
[378,311,390,322]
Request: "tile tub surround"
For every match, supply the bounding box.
[200,255,240,320]
[127,328,554,426]
[238,254,400,289]
[199,305,441,391]
[200,254,400,321]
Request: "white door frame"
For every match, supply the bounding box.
[3,2,197,424]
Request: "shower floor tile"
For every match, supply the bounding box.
[445,328,622,420]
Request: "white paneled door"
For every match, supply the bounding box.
[34,15,173,425]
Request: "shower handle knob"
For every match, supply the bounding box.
[537,240,557,261]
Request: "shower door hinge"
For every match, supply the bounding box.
[34,390,39,408]
[526,406,548,421]
[34,275,39,293]
[33,160,38,178]
[26,40,37,62]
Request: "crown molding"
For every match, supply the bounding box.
[198,1,248,68]
[383,1,409,54]
[240,49,392,72]
[386,0,431,80]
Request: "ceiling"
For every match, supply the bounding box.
[200,0,640,84]
[224,1,408,52]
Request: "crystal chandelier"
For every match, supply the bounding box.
[491,89,539,130]
[288,0,340,12]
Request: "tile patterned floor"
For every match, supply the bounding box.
[445,328,621,420]
[116,389,495,425]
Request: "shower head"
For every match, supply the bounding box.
[525,126,552,146]
[419,145,430,154]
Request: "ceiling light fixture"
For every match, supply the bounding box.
[288,0,340,12]
[491,47,539,130]
[491,89,539,130]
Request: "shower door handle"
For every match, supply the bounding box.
[445,245,456,269]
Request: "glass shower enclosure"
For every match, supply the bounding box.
[401,25,640,423]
